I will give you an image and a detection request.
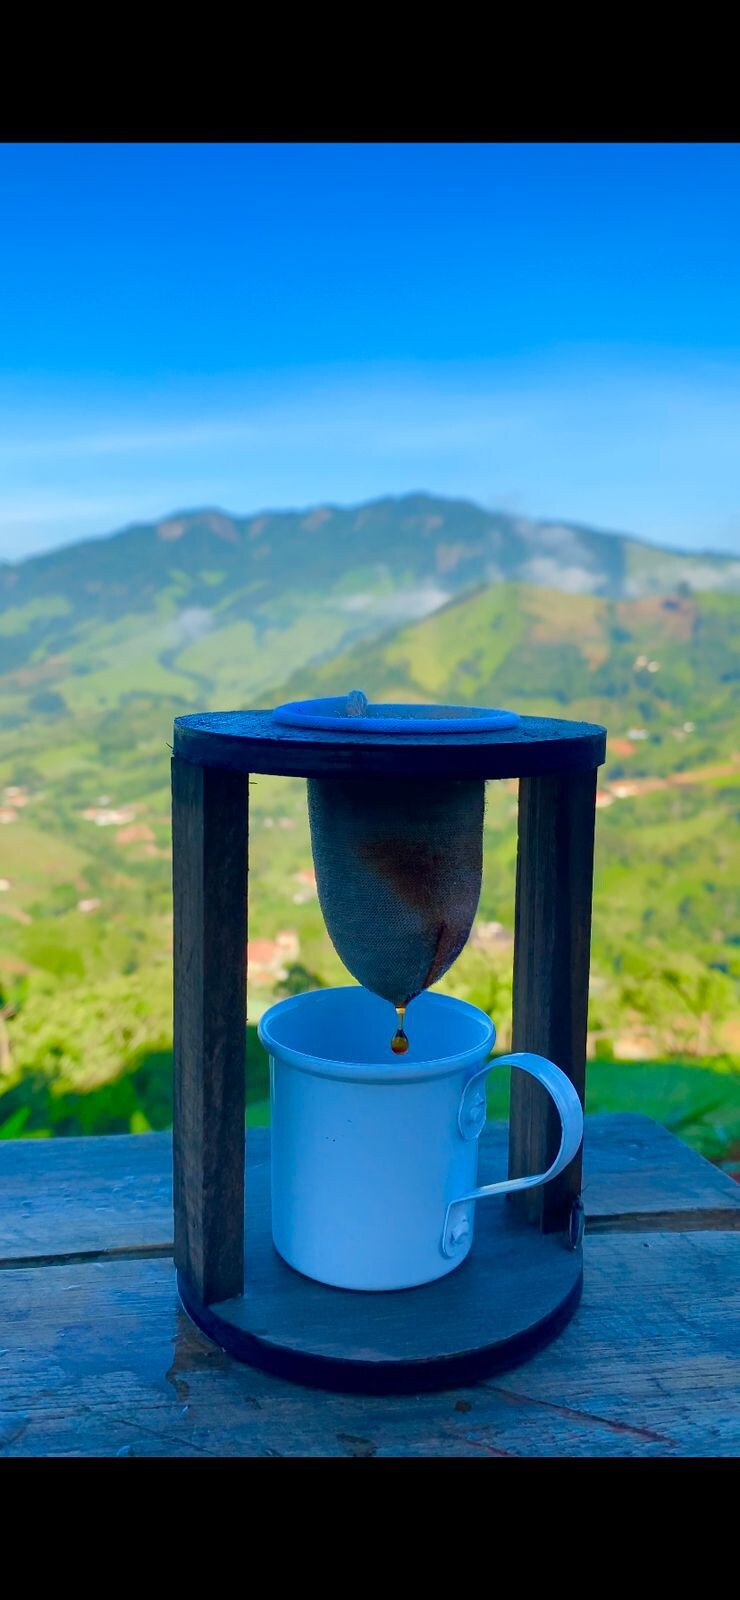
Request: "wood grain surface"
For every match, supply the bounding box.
[0,1229,736,1457]
[509,770,598,1231]
[3,1116,738,1266]
[173,710,606,780]
[1,1114,738,1456]
[172,758,248,1305]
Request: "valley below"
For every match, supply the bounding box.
[0,494,737,1172]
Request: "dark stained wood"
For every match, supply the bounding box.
[173,709,606,780]
[180,1153,583,1393]
[3,1116,738,1265]
[509,769,598,1231]
[172,757,248,1306]
[1,1228,738,1456]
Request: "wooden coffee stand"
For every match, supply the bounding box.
[170,710,605,1392]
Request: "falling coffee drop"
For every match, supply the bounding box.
[391,1004,409,1055]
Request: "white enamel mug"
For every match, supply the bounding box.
[258,986,584,1292]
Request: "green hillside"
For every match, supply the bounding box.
[272,582,739,769]
[269,581,740,1054]
[1,493,739,725]
[0,519,738,1167]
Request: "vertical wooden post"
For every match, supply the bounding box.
[172,757,248,1304]
[508,768,597,1232]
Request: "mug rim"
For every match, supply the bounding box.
[257,985,496,1084]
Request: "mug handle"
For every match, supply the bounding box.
[441,1052,584,1259]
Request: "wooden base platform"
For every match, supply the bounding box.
[177,1145,583,1393]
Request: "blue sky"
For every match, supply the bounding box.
[2,142,740,559]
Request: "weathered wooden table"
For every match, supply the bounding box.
[2,1114,738,1457]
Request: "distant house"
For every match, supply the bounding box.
[81,806,136,827]
[116,823,155,846]
[608,738,636,759]
[0,784,31,822]
[247,929,300,983]
[470,920,512,949]
[292,868,317,905]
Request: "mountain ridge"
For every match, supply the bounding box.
[4,490,739,571]
[2,492,738,710]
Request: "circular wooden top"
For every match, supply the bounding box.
[173,709,606,779]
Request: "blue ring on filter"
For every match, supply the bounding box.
[271,697,521,735]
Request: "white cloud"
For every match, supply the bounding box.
[166,607,214,646]
[378,585,451,620]
[523,557,606,594]
[622,560,740,597]
[338,584,451,621]
[0,420,266,463]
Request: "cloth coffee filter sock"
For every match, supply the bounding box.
[307,773,486,1015]
[272,689,518,1051]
